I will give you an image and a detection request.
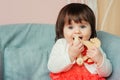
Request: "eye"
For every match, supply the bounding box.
[80,25,86,28]
[68,26,73,29]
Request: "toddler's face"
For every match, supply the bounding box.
[63,20,91,44]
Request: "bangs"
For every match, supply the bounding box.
[64,12,88,25]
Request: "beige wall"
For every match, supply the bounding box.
[0,0,66,25]
[97,0,120,36]
[0,0,120,36]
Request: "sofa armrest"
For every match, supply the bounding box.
[97,31,120,80]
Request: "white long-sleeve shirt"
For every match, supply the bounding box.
[48,38,112,77]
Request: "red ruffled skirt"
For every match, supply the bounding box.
[50,64,105,80]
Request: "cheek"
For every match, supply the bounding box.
[63,29,67,37]
[86,34,91,40]
[63,28,71,38]
[83,30,91,40]
[63,28,74,43]
[64,32,73,43]
[64,32,70,39]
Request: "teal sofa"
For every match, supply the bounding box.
[0,24,120,80]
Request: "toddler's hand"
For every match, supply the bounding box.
[86,46,103,67]
[68,41,84,62]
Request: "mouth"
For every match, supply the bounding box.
[79,37,82,39]
[73,36,83,40]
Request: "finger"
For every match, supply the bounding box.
[86,50,95,58]
[79,46,84,52]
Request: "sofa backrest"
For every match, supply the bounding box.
[0,24,120,80]
[0,24,55,80]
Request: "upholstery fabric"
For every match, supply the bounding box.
[97,31,120,80]
[0,24,120,80]
[0,24,55,80]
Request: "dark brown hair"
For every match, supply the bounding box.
[55,3,96,41]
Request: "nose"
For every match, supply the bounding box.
[73,28,81,39]
[74,28,81,34]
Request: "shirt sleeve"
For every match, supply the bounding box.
[96,48,112,77]
[47,38,74,73]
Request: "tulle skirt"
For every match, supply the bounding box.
[50,64,105,80]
